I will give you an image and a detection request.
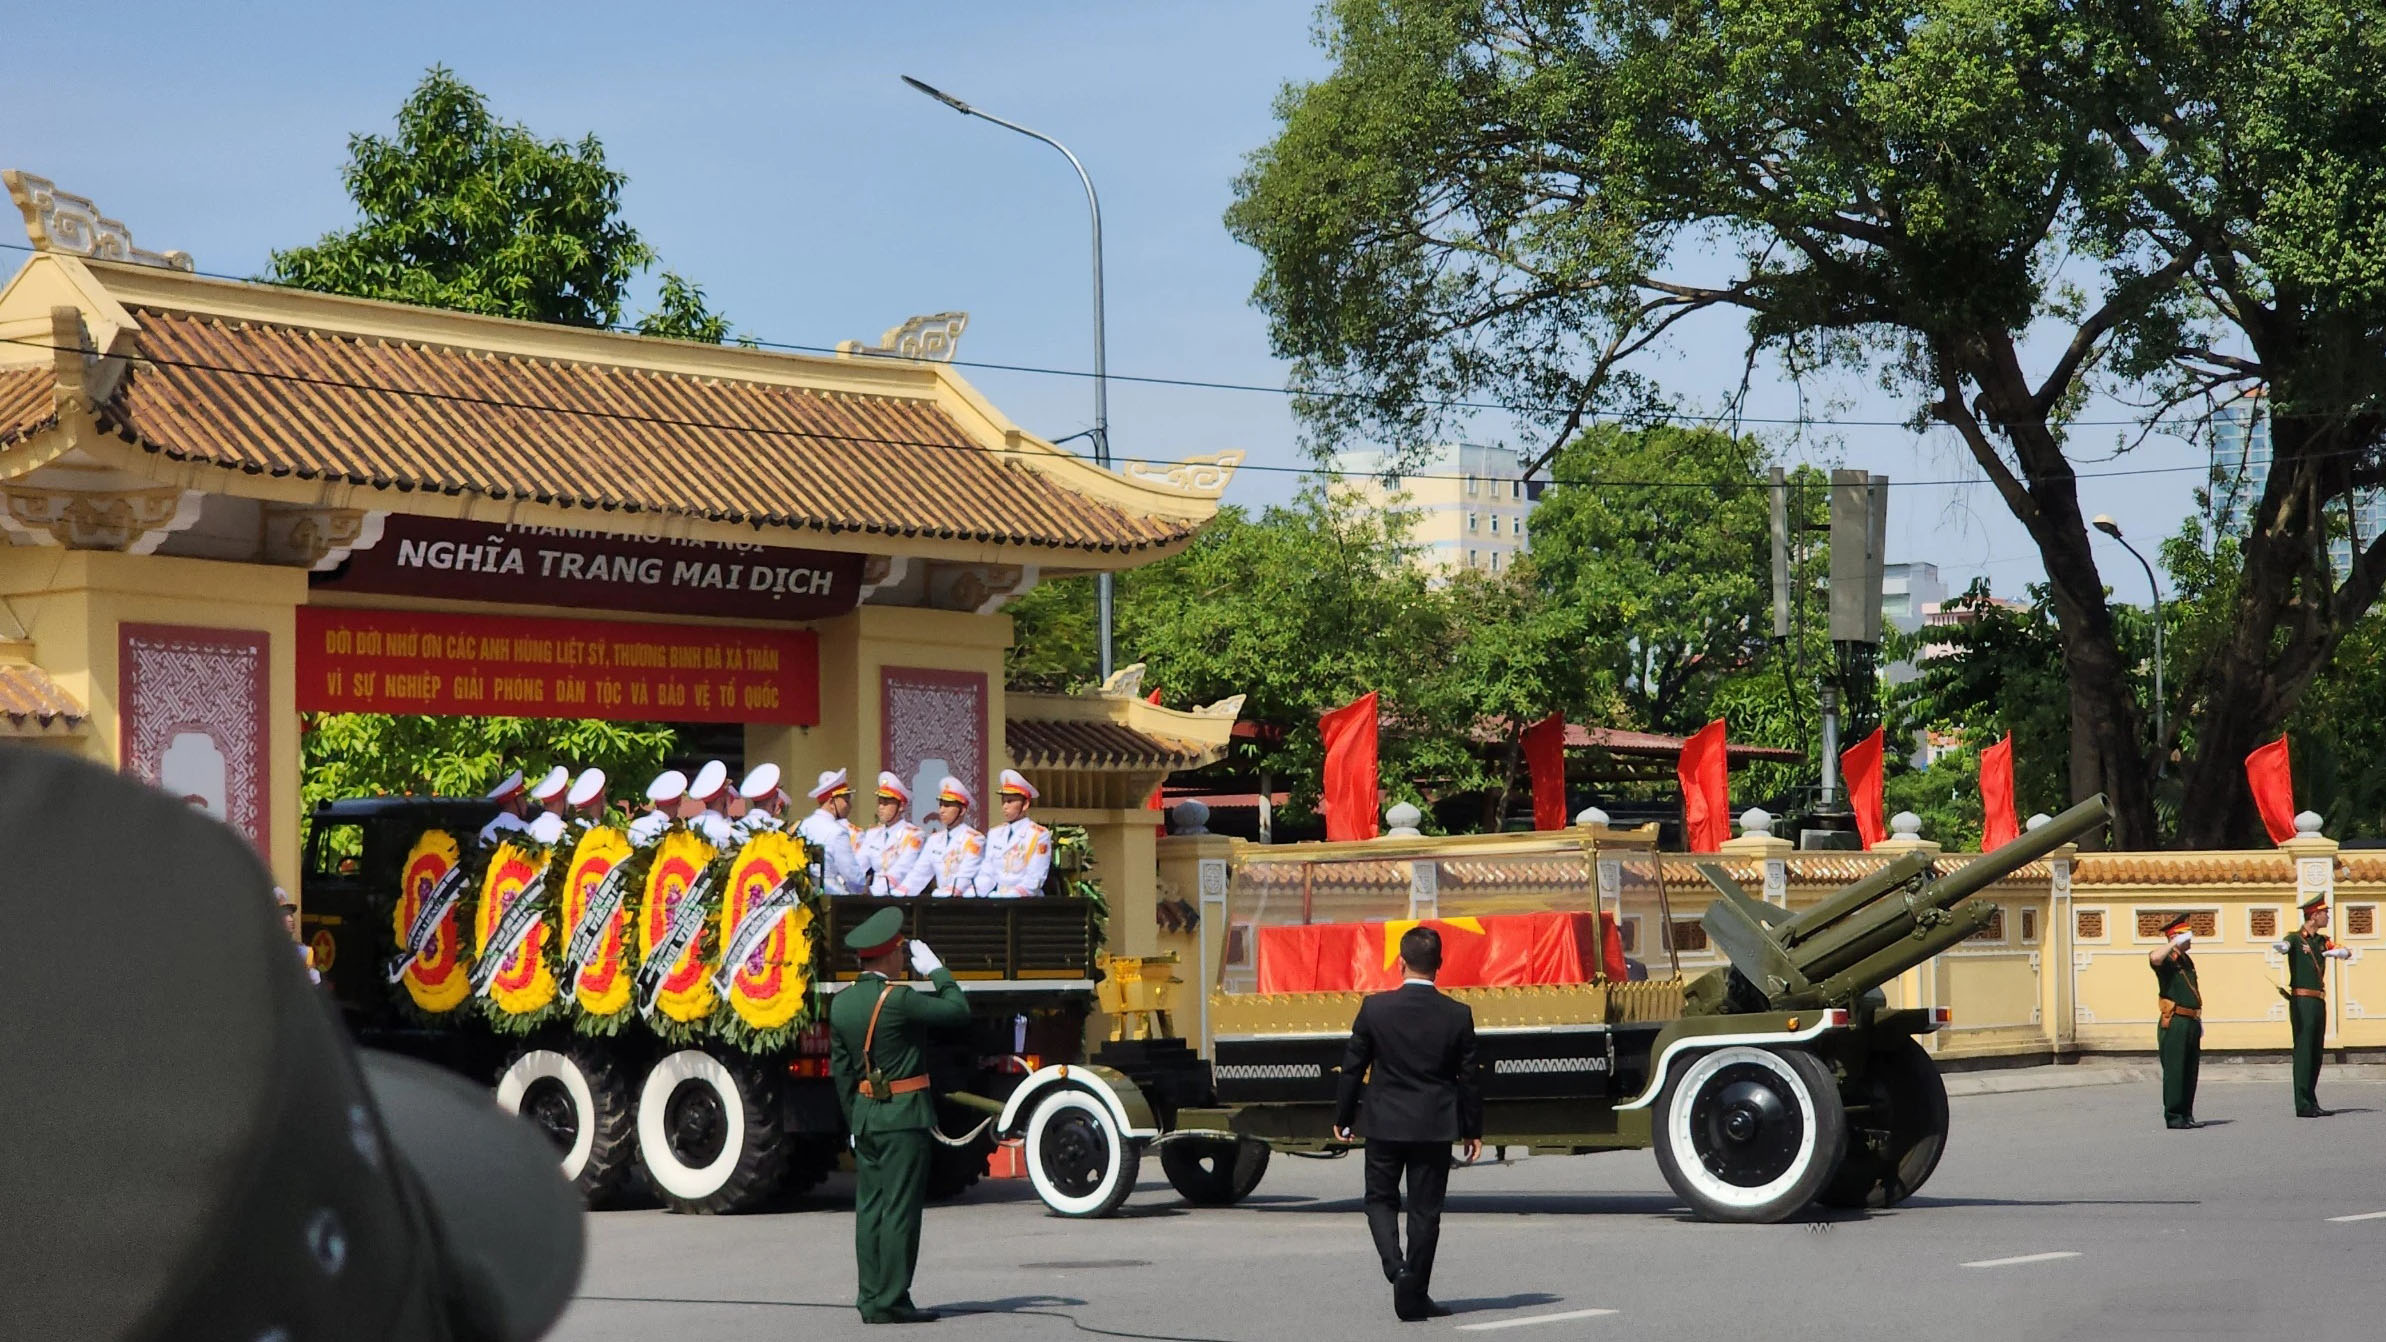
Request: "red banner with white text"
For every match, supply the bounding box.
[297,607,819,725]
[1254,911,1629,995]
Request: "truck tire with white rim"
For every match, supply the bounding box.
[495,1043,639,1206]
[1023,1084,1142,1217]
[1652,1045,1847,1223]
[635,1048,788,1214]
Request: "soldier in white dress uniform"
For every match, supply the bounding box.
[859,772,927,897]
[902,776,985,898]
[627,770,686,848]
[797,769,867,895]
[528,766,571,820]
[684,760,738,848]
[567,768,608,829]
[973,769,1053,900]
[477,769,532,847]
[731,763,788,838]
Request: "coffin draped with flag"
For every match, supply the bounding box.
[1254,911,1629,994]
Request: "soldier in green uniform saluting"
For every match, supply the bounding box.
[2148,912,2202,1129]
[2276,892,2353,1117]
[829,906,970,1324]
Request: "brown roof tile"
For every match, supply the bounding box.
[92,308,1195,554]
[1006,719,1209,771]
[0,367,56,445]
[0,663,85,732]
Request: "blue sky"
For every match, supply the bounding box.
[3,1,2209,603]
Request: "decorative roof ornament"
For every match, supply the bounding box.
[836,311,968,362]
[3,171,193,272]
[1122,449,1244,498]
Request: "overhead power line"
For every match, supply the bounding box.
[0,331,2260,490]
[0,237,2267,432]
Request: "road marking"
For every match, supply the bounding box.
[1961,1251,2082,1269]
[2327,1211,2386,1223]
[1457,1308,1620,1331]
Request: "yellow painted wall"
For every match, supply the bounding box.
[749,604,1012,808]
[0,548,305,889]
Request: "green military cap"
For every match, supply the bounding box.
[845,906,905,957]
[2157,912,2192,935]
[2300,892,2329,912]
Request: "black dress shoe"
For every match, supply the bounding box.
[863,1308,941,1324]
[2178,1118,2204,1129]
[1393,1272,1426,1322]
[2297,1108,2329,1118]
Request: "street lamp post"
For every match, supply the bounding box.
[2092,515,2166,754]
[903,75,1114,682]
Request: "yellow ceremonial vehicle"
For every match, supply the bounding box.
[981,799,2108,1223]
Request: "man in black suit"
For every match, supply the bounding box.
[1333,926,1483,1321]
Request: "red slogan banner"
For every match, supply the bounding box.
[298,607,819,725]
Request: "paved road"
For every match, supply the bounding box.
[553,1073,2386,1342]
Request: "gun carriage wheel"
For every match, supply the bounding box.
[1159,1135,1272,1206]
[1653,1045,1847,1223]
[634,1048,789,1214]
[1818,1036,1947,1209]
[1022,1084,1143,1217]
[495,1043,641,1206]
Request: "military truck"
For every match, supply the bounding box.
[302,795,1102,1214]
[981,796,2107,1224]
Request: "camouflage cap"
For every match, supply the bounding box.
[845,905,904,957]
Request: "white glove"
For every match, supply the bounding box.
[909,939,943,976]
[2326,947,2354,960]
[2274,939,2294,953]
[2170,932,2193,950]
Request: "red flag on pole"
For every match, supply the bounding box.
[1677,719,1730,852]
[1842,726,1887,848]
[2245,735,2297,845]
[1319,692,1381,842]
[1980,733,2019,850]
[1522,712,1567,831]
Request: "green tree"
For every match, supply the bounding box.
[1890,582,2074,828]
[1528,426,1828,737]
[1228,1,2386,848]
[277,69,732,808]
[271,67,729,338]
[302,714,677,815]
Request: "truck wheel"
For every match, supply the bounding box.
[1653,1045,1847,1224]
[635,1049,787,1214]
[1819,1037,1948,1209]
[1159,1136,1271,1206]
[495,1045,638,1206]
[1023,1086,1142,1217]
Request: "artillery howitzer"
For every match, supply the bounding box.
[973,794,2111,1223]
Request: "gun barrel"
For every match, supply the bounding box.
[1796,899,1997,1008]
[1907,794,2108,912]
[1778,850,1931,946]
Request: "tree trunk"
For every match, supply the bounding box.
[1956,342,2160,849]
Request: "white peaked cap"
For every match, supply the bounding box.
[808,768,851,802]
[688,760,730,802]
[738,763,781,800]
[646,769,689,804]
[937,776,973,808]
[483,769,526,802]
[528,812,567,847]
[998,768,1038,801]
[567,768,607,808]
[875,770,910,803]
[530,766,571,802]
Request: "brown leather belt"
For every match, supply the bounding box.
[2158,998,2199,1028]
[2291,987,2328,1000]
[859,1074,931,1101]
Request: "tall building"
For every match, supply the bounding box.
[1880,562,1946,637]
[2211,392,2384,575]
[1330,443,1537,574]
